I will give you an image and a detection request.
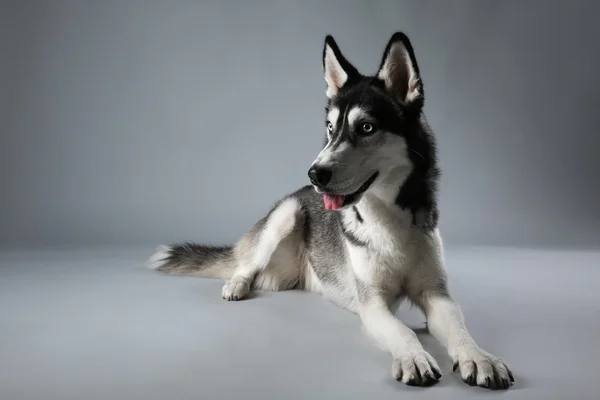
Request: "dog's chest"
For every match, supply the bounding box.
[343,201,417,290]
[343,198,414,252]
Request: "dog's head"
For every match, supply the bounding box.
[309,32,437,213]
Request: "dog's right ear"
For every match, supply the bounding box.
[322,35,359,99]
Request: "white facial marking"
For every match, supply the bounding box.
[327,107,341,133]
[347,107,368,127]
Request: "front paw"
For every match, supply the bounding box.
[221,278,250,301]
[392,349,442,386]
[452,346,514,390]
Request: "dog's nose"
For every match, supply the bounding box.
[308,166,333,187]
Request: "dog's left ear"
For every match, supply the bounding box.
[377,32,424,109]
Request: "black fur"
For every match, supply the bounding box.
[157,242,233,274]
[352,206,363,223]
[341,219,368,247]
[323,35,361,85]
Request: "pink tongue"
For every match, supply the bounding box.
[323,194,345,210]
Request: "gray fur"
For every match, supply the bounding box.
[150,243,236,278]
[148,32,514,390]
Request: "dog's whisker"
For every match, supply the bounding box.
[409,148,426,161]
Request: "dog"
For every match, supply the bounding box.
[148,32,514,390]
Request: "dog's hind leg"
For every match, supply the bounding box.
[222,197,304,301]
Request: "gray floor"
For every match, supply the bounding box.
[0,246,598,400]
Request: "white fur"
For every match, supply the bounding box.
[147,245,171,270]
[251,198,300,268]
[221,277,250,301]
[302,260,323,294]
[327,107,340,129]
[324,46,348,98]
[377,43,421,103]
[360,298,441,383]
[347,212,442,383]
[310,107,341,170]
[347,106,367,126]
[222,197,302,300]
[312,106,350,170]
[325,107,340,142]
[426,296,513,386]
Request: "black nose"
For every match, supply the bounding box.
[308,166,332,187]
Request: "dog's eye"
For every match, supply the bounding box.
[326,122,333,132]
[361,123,375,134]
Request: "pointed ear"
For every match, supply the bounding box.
[322,35,359,98]
[377,32,423,108]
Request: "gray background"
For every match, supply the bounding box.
[1,247,598,399]
[1,2,599,400]
[2,0,599,249]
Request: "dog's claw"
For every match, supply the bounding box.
[392,350,441,387]
[394,370,403,382]
[481,376,493,389]
[455,347,513,390]
[423,372,438,386]
[221,278,250,301]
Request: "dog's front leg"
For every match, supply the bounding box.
[358,294,441,386]
[421,292,514,390]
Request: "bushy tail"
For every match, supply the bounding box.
[147,242,236,279]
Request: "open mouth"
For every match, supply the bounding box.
[322,172,379,211]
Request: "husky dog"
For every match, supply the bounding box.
[149,32,514,390]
